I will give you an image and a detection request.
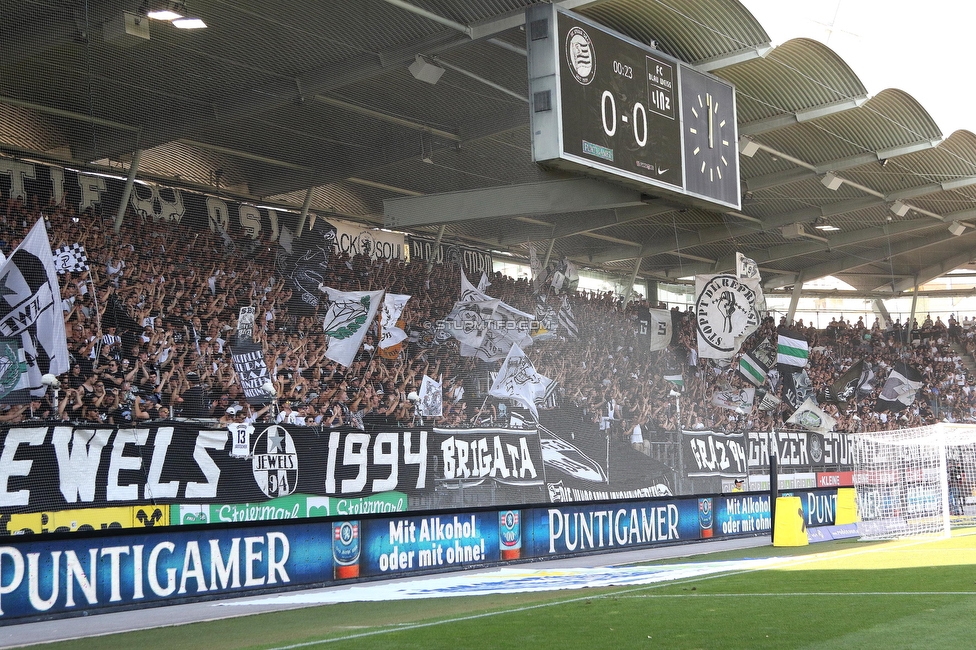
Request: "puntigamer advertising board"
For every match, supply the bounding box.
[0,492,780,621]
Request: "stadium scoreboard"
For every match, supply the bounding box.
[526,5,741,211]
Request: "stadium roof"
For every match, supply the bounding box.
[3,0,976,294]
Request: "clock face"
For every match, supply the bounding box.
[681,67,740,208]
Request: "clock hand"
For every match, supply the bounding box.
[707,93,713,149]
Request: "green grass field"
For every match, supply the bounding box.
[32,531,976,650]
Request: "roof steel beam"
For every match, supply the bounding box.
[744,138,943,192]
[384,178,646,229]
[794,229,972,283]
[694,44,774,71]
[739,95,868,136]
[889,247,976,293]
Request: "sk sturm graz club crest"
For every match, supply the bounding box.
[251,424,299,498]
[808,432,825,464]
[695,274,760,357]
[565,26,595,85]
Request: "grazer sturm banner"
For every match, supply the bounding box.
[746,430,858,471]
[682,430,747,477]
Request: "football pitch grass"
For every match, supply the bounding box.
[26,529,976,650]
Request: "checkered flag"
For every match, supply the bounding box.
[53,243,89,274]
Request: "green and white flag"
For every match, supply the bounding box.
[0,340,30,405]
[787,397,836,435]
[321,287,384,367]
[776,328,809,368]
[664,371,684,390]
[738,337,775,386]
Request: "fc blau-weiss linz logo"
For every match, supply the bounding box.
[251,424,299,498]
[565,26,595,85]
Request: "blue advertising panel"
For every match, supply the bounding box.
[711,494,772,537]
[524,500,703,556]
[0,522,332,620]
[781,488,839,528]
[359,512,500,578]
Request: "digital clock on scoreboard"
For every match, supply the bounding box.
[526,5,740,211]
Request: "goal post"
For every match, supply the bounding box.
[853,423,976,540]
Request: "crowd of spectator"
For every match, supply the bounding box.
[4,191,976,448]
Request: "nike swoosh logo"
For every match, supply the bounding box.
[657,168,669,175]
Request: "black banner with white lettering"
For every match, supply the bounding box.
[0,422,548,529]
[407,236,493,277]
[745,430,858,472]
[231,342,272,405]
[682,430,748,477]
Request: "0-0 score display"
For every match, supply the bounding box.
[558,12,682,189]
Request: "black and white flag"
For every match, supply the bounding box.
[489,343,554,421]
[558,295,579,339]
[694,273,761,360]
[53,243,89,274]
[637,307,672,351]
[0,219,70,399]
[876,362,922,412]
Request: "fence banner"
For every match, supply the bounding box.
[682,430,747,477]
[0,423,545,534]
[407,236,493,277]
[745,430,857,471]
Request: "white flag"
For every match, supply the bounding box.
[418,374,443,417]
[321,287,384,367]
[694,273,761,360]
[461,300,534,362]
[787,397,836,435]
[445,298,499,350]
[0,218,69,398]
[736,251,767,316]
[379,293,410,349]
[489,343,553,421]
[710,386,755,412]
[477,272,492,292]
[460,269,490,302]
[647,308,672,352]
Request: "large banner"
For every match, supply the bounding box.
[408,236,493,276]
[683,429,858,478]
[0,423,546,533]
[0,160,408,267]
[330,217,405,261]
[682,430,748,477]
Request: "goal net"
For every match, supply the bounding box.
[854,423,976,540]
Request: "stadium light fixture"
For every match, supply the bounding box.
[144,1,207,29]
[821,172,843,191]
[890,200,911,217]
[145,1,184,20]
[409,55,445,85]
[738,137,760,157]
